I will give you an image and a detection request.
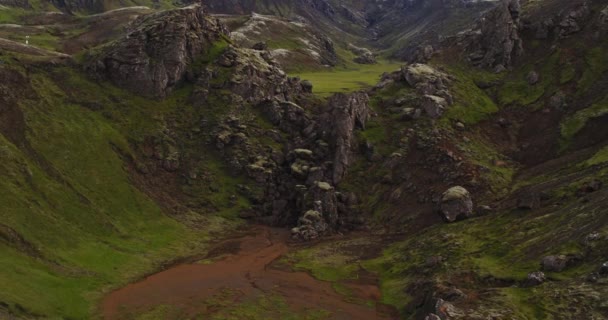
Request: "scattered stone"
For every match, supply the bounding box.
[291,210,328,241]
[587,272,599,283]
[424,314,441,320]
[316,181,333,191]
[301,80,313,93]
[497,117,511,128]
[252,41,268,51]
[517,192,540,210]
[440,287,467,302]
[432,298,465,319]
[581,179,603,193]
[424,256,444,268]
[411,45,434,63]
[600,262,608,275]
[548,91,566,109]
[527,71,539,85]
[585,232,602,243]
[476,205,494,216]
[353,52,376,64]
[493,64,506,73]
[439,186,474,222]
[421,95,448,119]
[526,271,546,286]
[294,148,314,159]
[541,255,569,272]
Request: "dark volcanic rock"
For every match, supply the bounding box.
[600,261,608,275]
[517,192,540,210]
[291,210,328,241]
[541,255,569,272]
[321,92,371,184]
[252,41,268,51]
[466,0,523,68]
[439,186,473,222]
[86,6,228,98]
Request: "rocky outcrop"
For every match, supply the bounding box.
[556,2,590,38]
[375,63,455,120]
[321,93,371,184]
[348,44,376,65]
[237,91,369,237]
[438,186,473,222]
[599,5,608,35]
[523,1,592,40]
[466,0,523,69]
[353,53,376,64]
[86,6,229,98]
[291,210,328,241]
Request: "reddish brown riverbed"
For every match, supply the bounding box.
[102,226,396,319]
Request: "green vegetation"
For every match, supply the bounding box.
[288,246,360,282]
[362,203,597,317]
[577,45,608,94]
[0,61,243,318]
[293,61,402,97]
[560,96,608,141]
[441,64,500,124]
[459,132,515,196]
[560,63,576,84]
[585,145,608,167]
[498,51,559,107]
[0,7,26,23]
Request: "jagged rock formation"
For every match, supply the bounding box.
[259,92,370,234]
[465,0,523,69]
[322,93,371,184]
[86,5,229,98]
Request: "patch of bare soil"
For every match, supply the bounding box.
[102,226,396,319]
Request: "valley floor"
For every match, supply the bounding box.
[103,226,399,320]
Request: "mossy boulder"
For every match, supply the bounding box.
[439,186,473,222]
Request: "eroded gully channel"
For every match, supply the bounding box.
[102,226,397,319]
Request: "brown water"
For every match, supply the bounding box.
[102,226,396,319]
